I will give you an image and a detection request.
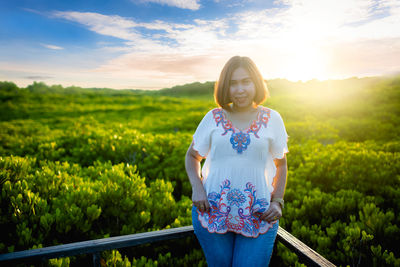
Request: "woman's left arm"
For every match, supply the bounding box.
[260,155,287,222]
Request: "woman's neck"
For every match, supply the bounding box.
[230,103,258,114]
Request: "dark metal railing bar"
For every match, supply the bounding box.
[0,226,336,267]
[93,252,101,267]
[0,226,194,264]
[277,227,336,267]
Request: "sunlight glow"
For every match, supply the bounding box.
[273,5,334,82]
[283,44,330,81]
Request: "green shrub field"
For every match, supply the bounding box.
[1,77,399,266]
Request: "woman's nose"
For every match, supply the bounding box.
[236,83,245,92]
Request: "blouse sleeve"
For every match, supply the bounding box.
[269,110,289,160]
[192,110,214,158]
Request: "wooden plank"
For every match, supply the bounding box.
[276,227,336,267]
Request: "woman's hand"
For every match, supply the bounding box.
[260,202,282,222]
[192,186,210,213]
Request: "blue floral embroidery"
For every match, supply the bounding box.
[203,179,231,232]
[212,108,271,154]
[230,132,251,154]
[198,179,270,237]
[227,188,246,207]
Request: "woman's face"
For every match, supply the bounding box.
[229,67,256,111]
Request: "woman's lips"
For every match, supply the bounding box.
[235,96,248,103]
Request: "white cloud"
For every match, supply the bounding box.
[51,10,231,54]
[41,43,64,50]
[51,11,140,41]
[93,53,225,84]
[137,0,201,10]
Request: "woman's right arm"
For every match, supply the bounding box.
[185,142,210,213]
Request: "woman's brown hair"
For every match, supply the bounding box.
[214,56,269,111]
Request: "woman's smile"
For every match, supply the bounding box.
[234,96,249,104]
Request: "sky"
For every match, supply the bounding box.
[1,0,400,90]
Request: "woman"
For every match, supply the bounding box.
[185,56,289,267]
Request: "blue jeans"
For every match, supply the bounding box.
[192,206,278,267]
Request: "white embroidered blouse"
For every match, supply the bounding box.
[192,106,289,238]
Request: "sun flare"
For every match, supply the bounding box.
[283,44,330,82]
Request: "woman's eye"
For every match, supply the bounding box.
[243,79,251,85]
[231,81,237,86]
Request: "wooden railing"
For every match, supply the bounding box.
[0,226,336,266]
